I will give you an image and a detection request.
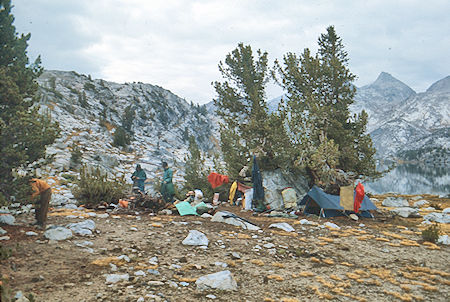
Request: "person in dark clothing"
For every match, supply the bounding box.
[160,162,175,203]
[30,178,52,228]
[131,164,147,193]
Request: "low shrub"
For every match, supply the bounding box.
[422,224,441,243]
[72,166,128,206]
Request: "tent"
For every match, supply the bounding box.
[299,185,377,218]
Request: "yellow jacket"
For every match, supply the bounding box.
[30,178,51,198]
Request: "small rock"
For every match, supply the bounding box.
[118,255,130,262]
[0,227,7,235]
[231,252,241,259]
[390,207,420,218]
[382,197,409,207]
[97,213,109,218]
[423,213,450,224]
[323,222,340,230]
[105,273,129,284]
[147,281,164,286]
[25,231,38,236]
[438,235,449,245]
[298,219,314,225]
[263,243,275,249]
[159,209,172,215]
[0,214,15,225]
[180,282,189,287]
[147,269,160,276]
[44,226,73,241]
[422,207,436,211]
[137,297,145,302]
[196,270,238,291]
[0,236,10,241]
[358,223,365,227]
[214,261,228,268]
[443,208,450,214]
[269,222,294,232]
[110,264,117,271]
[130,227,138,231]
[134,270,146,277]
[206,294,217,299]
[167,280,178,288]
[170,264,182,269]
[413,200,429,208]
[67,219,96,236]
[201,213,213,219]
[182,230,209,246]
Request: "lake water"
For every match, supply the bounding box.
[365,163,449,196]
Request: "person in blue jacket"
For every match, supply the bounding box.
[160,162,175,202]
[131,164,147,193]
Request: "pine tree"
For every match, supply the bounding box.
[0,0,59,204]
[275,26,378,184]
[214,43,285,176]
[183,136,211,197]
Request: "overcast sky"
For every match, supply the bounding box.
[12,0,450,104]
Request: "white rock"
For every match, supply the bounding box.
[97,213,109,218]
[130,227,138,231]
[298,219,314,225]
[134,270,146,276]
[211,211,260,230]
[182,230,209,246]
[0,236,10,241]
[423,213,450,224]
[0,214,15,225]
[159,209,172,215]
[323,222,341,229]
[0,227,7,235]
[269,222,294,232]
[137,297,145,302]
[263,243,275,249]
[105,273,129,284]
[63,204,78,210]
[422,207,436,211]
[118,255,130,262]
[67,219,96,236]
[195,270,238,291]
[201,213,213,219]
[437,235,449,245]
[206,294,217,299]
[382,197,409,207]
[214,261,228,268]
[390,207,420,218]
[44,227,73,241]
[26,231,38,236]
[167,280,178,288]
[149,256,158,264]
[443,208,450,214]
[413,200,429,208]
[110,264,117,271]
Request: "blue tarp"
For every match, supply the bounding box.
[299,185,377,217]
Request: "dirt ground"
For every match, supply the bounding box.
[1,196,449,302]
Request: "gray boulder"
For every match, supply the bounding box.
[413,200,429,208]
[390,207,420,218]
[182,230,209,246]
[0,214,15,225]
[105,273,129,284]
[195,270,237,291]
[44,226,73,241]
[382,197,409,207]
[423,213,450,224]
[269,222,295,232]
[211,211,260,231]
[67,219,96,236]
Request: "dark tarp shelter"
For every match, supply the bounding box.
[299,185,377,218]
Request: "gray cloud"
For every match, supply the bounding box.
[12,0,450,104]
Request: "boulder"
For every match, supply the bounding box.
[442,208,450,214]
[67,219,96,236]
[382,197,409,207]
[0,214,15,225]
[195,270,238,291]
[182,230,209,246]
[413,200,429,208]
[423,213,450,224]
[262,169,309,210]
[268,222,295,232]
[390,207,420,218]
[44,227,73,241]
[438,235,449,245]
[211,211,260,231]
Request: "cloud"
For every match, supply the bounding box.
[12,0,450,103]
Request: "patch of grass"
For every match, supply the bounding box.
[422,224,441,243]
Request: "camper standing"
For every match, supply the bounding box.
[30,178,52,228]
[131,164,147,193]
[160,162,175,203]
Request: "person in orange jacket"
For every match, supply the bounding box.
[29,178,52,228]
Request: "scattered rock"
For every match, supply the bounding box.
[201,213,213,219]
[206,294,217,299]
[182,230,209,246]
[230,252,241,259]
[26,231,38,236]
[298,219,314,225]
[423,213,450,224]
[159,209,172,215]
[97,213,109,218]
[438,235,449,245]
[44,226,73,241]
[137,297,145,302]
[413,200,429,208]
[67,219,96,236]
[147,281,164,286]
[118,255,130,262]
[382,197,409,207]
[323,222,340,230]
[443,208,450,214]
[147,269,160,276]
[134,270,146,277]
[105,273,129,284]
[195,270,238,291]
[167,280,178,288]
[0,227,7,235]
[422,207,436,211]
[269,222,294,232]
[180,282,190,287]
[211,211,260,231]
[263,243,275,249]
[0,214,15,225]
[390,207,420,218]
[214,261,228,268]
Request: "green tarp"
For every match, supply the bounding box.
[175,201,207,216]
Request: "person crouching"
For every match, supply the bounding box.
[29,178,52,228]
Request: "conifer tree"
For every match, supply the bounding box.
[0,0,59,203]
[275,26,378,184]
[183,136,211,197]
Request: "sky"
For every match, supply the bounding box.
[11,0,450,104]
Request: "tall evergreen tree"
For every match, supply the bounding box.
[214,43,286,177]
[183,136,211,197]
[0,0,59,203]
[275,26,378,184]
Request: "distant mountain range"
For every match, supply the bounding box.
[268,72,449,164]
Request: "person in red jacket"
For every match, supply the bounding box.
[30,178,52,228]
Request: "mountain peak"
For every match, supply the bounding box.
[426,75,450,93]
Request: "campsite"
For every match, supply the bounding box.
[1,187,449,301]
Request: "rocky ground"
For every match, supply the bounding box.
[1,196,449,302]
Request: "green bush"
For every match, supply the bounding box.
[72,166,128,206]
[422,224,441,243]
[113,127,130,148]
[70,143,82,168]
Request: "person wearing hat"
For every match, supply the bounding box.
[160,162,175,203]
[131,164,147,194]
[29,178,52,228]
